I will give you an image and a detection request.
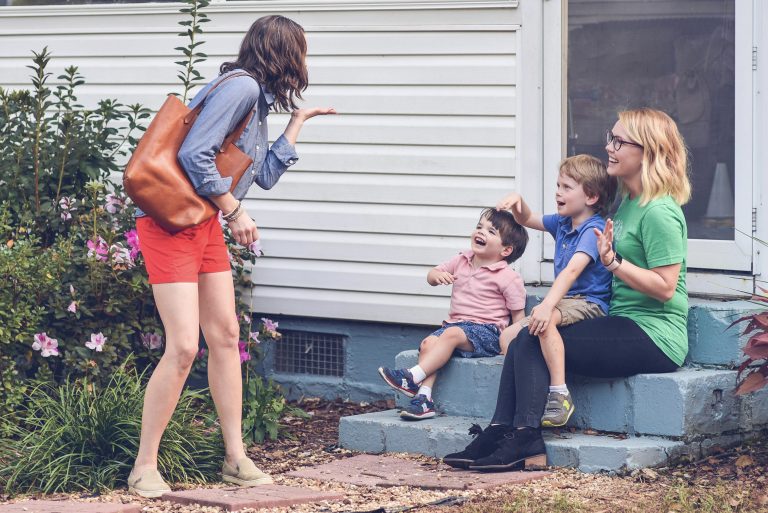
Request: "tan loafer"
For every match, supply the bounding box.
[222,457,273,486]
[127,468,171,498]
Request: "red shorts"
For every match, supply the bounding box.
[136,215,230,284]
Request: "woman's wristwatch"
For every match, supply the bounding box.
[604,252,623,272]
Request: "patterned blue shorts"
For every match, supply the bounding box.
[429,321,501,358]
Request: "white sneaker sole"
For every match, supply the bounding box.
[128,485,171,498]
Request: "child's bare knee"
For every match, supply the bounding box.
[420,336,437,352]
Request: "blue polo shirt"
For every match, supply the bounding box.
[542,213,611,313]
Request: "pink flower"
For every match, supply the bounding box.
[105,193,124,214]
[67,301,77,313]
[261,318,279,332]
[140,332,163,350]
[248,240,263,257]
[110,244,135,268]
[238,340,251,364]
[85,332,106,352]
[87,237,109,262]
[197,347,207,360]
[124,229,140,259]
[32,333,60,357]
[249,331,260,344]
[59,196,76,221]
[241,313,251,324]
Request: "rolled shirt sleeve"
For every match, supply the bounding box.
[177,76,260,197]
[254,134,299,190]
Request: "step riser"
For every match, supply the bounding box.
[338,410,688,473]
[392,350,766,437]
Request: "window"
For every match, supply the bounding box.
[567,0,736,240]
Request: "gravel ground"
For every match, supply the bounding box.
[2,398,767,513]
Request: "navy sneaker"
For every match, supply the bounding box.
[378,367,419,397]
[400,394,436,420]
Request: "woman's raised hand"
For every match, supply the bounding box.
[291,107,337,122]
[594,218,615,266]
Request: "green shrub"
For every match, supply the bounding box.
[0,363,223,494]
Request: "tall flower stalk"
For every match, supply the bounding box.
[175,0,210,103]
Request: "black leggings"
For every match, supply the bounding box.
[491,316,679,427]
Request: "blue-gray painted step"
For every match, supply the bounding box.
[338,410,686,473]
[393,351,766,437]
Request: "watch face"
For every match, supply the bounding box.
[615,253,623,263]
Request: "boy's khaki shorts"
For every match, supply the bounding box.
[521,296,605,328]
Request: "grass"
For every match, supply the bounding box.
[0,362,223,495]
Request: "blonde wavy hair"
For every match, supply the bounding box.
[618,108,691,206]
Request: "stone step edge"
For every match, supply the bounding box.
[339,410,691,473]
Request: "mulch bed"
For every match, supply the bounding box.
[2,398,767,513]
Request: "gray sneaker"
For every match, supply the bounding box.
[541,391,575,427]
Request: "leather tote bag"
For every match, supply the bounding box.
[124,72,256,233]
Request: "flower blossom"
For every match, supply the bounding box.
[110,243,135,269]
[248,240,263,257]
[241,313,251,324]
[67,301,77,313]
[197,347,207,360]
[87,237,109,262]
[32,333,60,357]
[59,196,76,221]
[105,193,125,214]
[124,229,140,260]
[249,331,260,344]
[238,340,251,363]
[140,332,163,350]
[85,332,106,352]
[261,318,279,332]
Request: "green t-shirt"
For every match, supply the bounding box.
[609,195,688,366]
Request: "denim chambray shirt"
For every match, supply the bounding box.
[135,68,298,217]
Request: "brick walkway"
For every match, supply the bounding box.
[161,484,344,511]
[288,454,550,490]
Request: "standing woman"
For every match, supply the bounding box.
[443,108,690,470]
[129,16,335,497]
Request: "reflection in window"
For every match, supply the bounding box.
[568,0,735,240]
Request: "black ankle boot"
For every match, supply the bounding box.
[469,427,547,471]
[442,423,510,469]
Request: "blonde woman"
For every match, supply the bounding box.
[443,108,690,471]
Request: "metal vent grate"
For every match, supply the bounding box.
[274,330,345,377]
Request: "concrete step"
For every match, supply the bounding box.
[393,350,767,438]
[338,410,687,473]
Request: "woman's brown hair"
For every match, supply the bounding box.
[221,15,308,111]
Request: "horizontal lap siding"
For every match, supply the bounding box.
[0,2,520,325]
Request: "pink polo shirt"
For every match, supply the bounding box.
[436,251,526,330]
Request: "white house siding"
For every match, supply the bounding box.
[0,0,522,325]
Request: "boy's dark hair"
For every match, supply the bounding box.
[480,208,529,263]
[559,154,618,217]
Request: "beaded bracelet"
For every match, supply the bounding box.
[222,201,241,222]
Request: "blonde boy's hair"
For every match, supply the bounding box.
[559,154,617,217]
[618,108,691,206]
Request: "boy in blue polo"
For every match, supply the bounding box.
[496,154,617,427]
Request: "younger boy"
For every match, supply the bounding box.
[378,208,529,420]
[497,154,617,427]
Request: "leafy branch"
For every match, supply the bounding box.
[174,0,211,102]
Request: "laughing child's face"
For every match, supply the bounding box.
[555,172,598,218]
[471,215,512,262]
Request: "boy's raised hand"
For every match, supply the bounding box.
[495,192,522,213]
[594,218,615,266]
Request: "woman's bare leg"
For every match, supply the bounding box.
[133,282,200,474]
[198,271,247,465]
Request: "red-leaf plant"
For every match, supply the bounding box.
[729,286,768,394]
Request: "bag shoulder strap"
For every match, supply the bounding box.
[182,71,258,125]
